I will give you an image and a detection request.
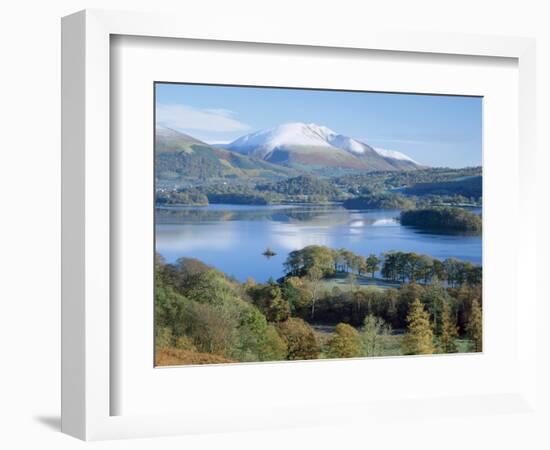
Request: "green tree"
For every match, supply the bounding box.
[155,327,174,348]
[401,298,435,355]
[280,276,312,314]
[417,255,434,283]
[467,299,483,352]
[395,282,425,329]
[421,280,447,334]
[174,335,196,351]
[346,272,357,292]
[185,301,239,356]
[400,207,482,234]
[361,315,391,357]
[247,283,291,322]
[439,300,458,353]
[259,325,288,361]
[328,323,362,358]
[155,279,190,339]
[183,269,238,306]
[276,318,320,360]
[235,304,280,362]
[176,256,212,278]
[176,268,288,362]
[284,245,335,277]
[366,254,381,278]
[305,266,323,319]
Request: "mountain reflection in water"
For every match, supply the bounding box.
[156,204,481,283]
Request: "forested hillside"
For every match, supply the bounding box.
[155,245,482,366]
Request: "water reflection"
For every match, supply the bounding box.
[155,204,482,282]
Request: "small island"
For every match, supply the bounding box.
[400,207,482,234]
[262,247,277,258]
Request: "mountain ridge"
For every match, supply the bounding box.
[222,122,424,172]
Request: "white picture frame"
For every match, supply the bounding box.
[61,9,537,441]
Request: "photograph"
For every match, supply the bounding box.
[154,83,483,366]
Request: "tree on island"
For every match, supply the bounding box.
[284,245,335,277]
[262,247,277,258]
[400,207,482,234]
[402,298,435,355]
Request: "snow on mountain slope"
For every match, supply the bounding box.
[228,123,334,151]
[225,122,422,171]
[227,122,375,154]
[328,134,368,154]
[374,147,419,164]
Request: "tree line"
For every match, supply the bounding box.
[156,166,482,208]
[279,272,482,338]
[283,245,482,286]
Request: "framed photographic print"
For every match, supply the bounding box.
[62,9,538,441]
[153,82,483,367]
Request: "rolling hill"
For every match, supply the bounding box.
[155,126,296,187]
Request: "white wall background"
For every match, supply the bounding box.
[0,1,548,449]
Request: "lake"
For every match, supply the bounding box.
[155,204,482,283]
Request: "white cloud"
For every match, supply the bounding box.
[203,108,238,117]
[156,104,250,132]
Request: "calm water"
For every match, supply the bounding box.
[156,204,482,283]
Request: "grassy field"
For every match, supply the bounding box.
[311,323,474,358]
[321,273,399,293]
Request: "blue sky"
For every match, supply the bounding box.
[155,83,482,168]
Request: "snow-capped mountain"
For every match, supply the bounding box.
[227,123,371,155]
[224,123,423,172]
[373,147,419,164]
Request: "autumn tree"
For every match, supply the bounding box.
[394,282,425,329]
[328,323,362,358]
[439,300,458,353]
[401,298,435,355]
[358,258,368,277]
[276,318,320,360]
[467,299,483,352]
